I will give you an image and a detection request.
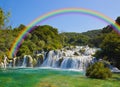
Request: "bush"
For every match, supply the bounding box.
[86,62,112,79]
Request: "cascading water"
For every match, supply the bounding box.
[3,55,7,69]
[0,46,98,71]
[12,58,16,67]
[40,46,97,70]
[41,50,61,68]
[60,56,92,70]
[8,60,12,68]
[21,55,27,67]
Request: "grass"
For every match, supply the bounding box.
[0,68,120,87]
[35,74,120,87]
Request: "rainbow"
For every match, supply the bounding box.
[8,8,120,58]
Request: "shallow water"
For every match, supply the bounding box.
[0,68,84,87]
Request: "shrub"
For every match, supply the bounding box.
[86,61,112,79]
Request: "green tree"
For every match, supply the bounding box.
[115,16,120,25]
[100,31,120,69]
[60,32,90,46]
[17,45,31,56]
[18,24,26,30]
[0,8,10,29]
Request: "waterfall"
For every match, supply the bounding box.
[40,46,96,70]
[13,58,16,67]
[21,55,27,67]
[1,46,98,71]
[60,56,92,70]
[3,55,7,69]
[41,50,60,68]
[8,60,12,68]
[60,57,78,69]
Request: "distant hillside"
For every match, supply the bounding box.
[60,25,113,47]
[82,29,102,38]
[60,32,90,46]
[60,29,103,47]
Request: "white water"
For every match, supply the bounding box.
[60,56,92,70]
[42,50,61,68]
[21,55,27,67]
[3,55,7,69]
[0,46,97,71]
[39,46,96,71]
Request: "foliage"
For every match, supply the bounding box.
[14,25,63,56]
[82,29,102,38]
[30,25,62,50]
[0,24,63,58]
[89,34,106,47]
[91,17,120,69]
[115,16,120,25]
[86,62,112,79]
[60,32,90,46]
[98,31,120,69]
[0,8,10,29]
[102,25,113,33]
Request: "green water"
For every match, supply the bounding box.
[0,68,83,87]
[0,68,119,87]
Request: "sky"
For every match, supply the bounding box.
[0,0,120,32]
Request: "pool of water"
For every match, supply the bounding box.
[0,68,84,87]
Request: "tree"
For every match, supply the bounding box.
[17,45,31,56]
[18,24,26,30]
[100,31,120,69]
[0,8,5,28]
[0,8,10,29]
[89,34,106,47]
[60,32,90,46]
[115,16,120,25]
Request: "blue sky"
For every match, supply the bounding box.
[0,0,120,32]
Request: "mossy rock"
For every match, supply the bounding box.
[33,58,37,67]
[73,52,79,56]
[58,57,64,66]
[79,48,85,54]
[34,54,44,67]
